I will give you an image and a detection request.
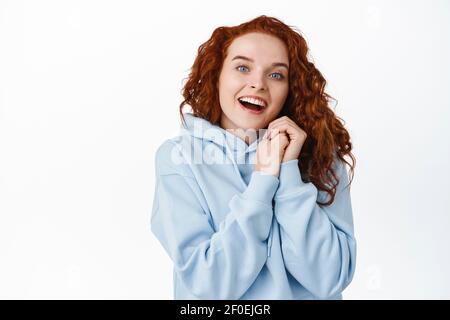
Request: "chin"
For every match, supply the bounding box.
[236,120,265,131]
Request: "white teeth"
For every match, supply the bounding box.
[239,97,266,107]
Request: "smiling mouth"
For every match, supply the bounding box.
[237,99,265,112]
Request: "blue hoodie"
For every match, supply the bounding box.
[150,112,357,300]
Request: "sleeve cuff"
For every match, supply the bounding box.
[242,171,280,205]
[276,159,304,196]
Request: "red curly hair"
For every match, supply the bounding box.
[178,15,356,207]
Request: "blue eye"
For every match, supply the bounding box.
[237,65,249,72]
[270,73,284,80]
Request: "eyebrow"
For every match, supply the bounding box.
[231,55,289,70]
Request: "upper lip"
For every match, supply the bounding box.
[238,95,268,108]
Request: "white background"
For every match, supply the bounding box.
[1,0,449,299]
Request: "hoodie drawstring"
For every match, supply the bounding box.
[219,135,249,191]
[221,134,274,258]
[267,215,274,257]
[219,133,274,258]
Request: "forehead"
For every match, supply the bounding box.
[226,32,289,63]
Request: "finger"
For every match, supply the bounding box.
[268,116,296,129]
[270,131,287,142]
[270,118,297,129]
[270,132,289,150]
[270,123,297,140]
[275,122,306,142]
[276,132,289,144]
[279,134,290,148]
[266,127,277,140]
[262,128,272,140]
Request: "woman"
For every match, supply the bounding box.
[150,15,357,300]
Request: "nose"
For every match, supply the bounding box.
[249,72,267,91]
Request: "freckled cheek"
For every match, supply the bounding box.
[219,81,238,102]
[275,86,289,105]
[226,82,244,101]
[269,87,286,104]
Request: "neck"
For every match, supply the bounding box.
[220,117,259,146]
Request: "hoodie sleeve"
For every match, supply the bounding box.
[150,140,279,300]
[274,158,357,299]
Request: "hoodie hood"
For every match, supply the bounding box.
[179,112,266,163]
